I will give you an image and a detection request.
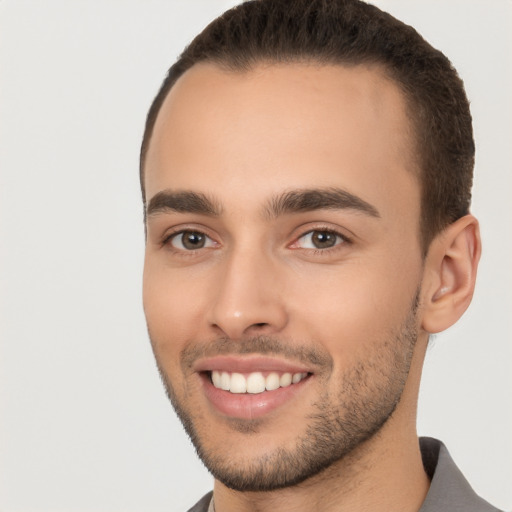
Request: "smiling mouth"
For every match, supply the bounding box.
[210,370,310,394]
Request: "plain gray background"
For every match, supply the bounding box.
[1,1,511,511]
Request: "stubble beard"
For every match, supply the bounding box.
[151,299,419,492]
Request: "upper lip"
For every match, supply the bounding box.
[193,355,313,374]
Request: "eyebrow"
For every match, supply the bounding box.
[264,187,380,219]
[146,190,222,218]
[145,186,380,222]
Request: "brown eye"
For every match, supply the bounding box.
[295,230,345,250]
[170,231,213,250]
[310,231,338,249]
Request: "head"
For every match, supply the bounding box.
[141,0,480,494]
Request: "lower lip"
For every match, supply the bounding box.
[201,373,311,419]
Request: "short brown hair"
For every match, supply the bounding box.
[140,0,474,251]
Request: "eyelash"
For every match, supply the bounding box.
[161,229,217,253]
[291,227,351,253]
[161,226,351,254]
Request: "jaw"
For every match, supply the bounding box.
[210,339,431,511]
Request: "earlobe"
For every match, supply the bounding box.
[421,215,481,334]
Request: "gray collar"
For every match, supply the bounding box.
[419,437,501,512]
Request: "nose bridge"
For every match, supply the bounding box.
[208,240,287,339]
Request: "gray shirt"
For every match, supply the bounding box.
[187,437,502,512]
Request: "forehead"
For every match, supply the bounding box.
[144,62,419,220]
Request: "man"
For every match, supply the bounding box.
[140,0,501,511]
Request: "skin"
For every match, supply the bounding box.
[143,62,481,512]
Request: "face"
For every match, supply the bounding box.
[143,63,426,491]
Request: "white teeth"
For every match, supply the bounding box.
[212,370,222,388]
[247,372,266,394]
[265,372,280,391]
[210,370,308,394]
[230,373,247,393]
[280,373,292,387]
[220,371,230,391]
[292,372,305,384]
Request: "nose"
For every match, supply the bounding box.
[207,247,288,340]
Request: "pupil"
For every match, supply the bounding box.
[183,231,205,250]
[312,231,336,249]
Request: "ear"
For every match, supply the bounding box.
[421,215,481,334]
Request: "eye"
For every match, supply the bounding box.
[294,229,346,250]
[168,230,216,251]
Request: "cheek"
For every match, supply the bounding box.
[142,259,208,363]
[287,255,421,361]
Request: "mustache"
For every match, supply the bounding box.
[180,335,333,372]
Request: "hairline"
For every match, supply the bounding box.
[140,56,422,188]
